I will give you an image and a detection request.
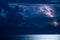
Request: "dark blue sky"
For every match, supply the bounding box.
[8,0,60,3]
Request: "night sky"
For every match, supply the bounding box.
[0,0,60,40]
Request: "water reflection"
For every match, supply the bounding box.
[16,35,60,40]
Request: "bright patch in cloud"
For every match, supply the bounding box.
[39,5,55,17]
[53,20,58,27]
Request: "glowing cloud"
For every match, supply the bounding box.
[53,20,58,27]
[39,5,55,17]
